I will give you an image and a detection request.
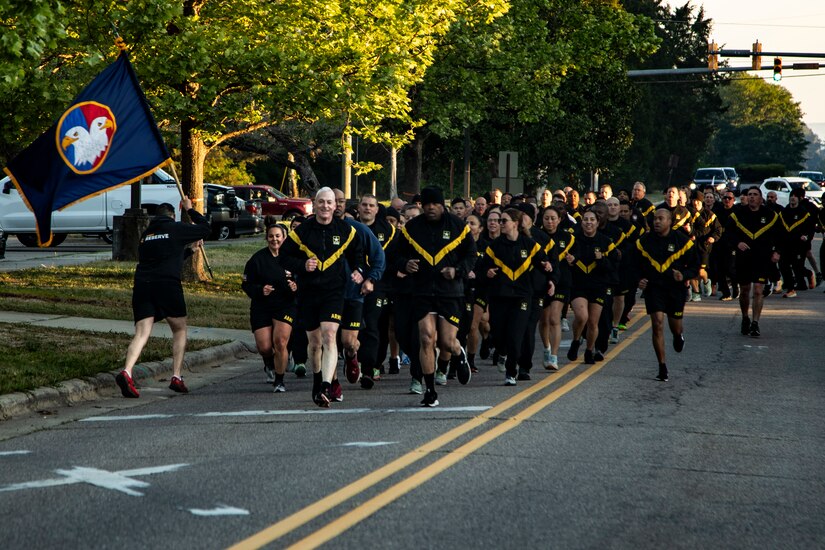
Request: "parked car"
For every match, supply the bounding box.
[720,167,740,191]
[232,197,264,238]
[798,171,825,185]
[232,184,313,220]
[693,167,731,193]
[759,177,824,207]
[204,183,240,240]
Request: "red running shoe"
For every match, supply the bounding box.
[330,380,343,402]
[169,376,189,394]
[345,353,360,384]
[115,370,139,398]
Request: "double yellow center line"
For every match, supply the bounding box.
[230,318,652,549]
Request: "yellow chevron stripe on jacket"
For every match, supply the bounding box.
[640,203,655,217]
[780,211,810,233]
[381,224,396,250]
[485,242,540,282]
[289,225,356,271]
[730,211,778,240]
[401,224,470,266]
[672,211,689,229]
[635,238,695,273]
[573,241,615,273]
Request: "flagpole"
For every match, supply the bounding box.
[168,162,214,279]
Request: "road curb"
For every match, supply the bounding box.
[0,340,256,421]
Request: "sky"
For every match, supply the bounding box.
[688,1,825,126]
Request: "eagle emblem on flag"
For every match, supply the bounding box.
[56,101,116,174]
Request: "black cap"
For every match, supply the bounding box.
[516,202,536,218]
[420,186,445,206]
[385,206,401,220]
[412,194,422,204]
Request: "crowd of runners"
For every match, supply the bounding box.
[116,181,824,406]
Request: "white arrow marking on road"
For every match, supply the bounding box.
[0,463,188,497]
[0,450,31,457]
[188,505,250,516]
[340,442,398,448]
[80,406,492,422]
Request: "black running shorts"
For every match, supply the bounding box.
[413,295,464,328]
[132,280,186,322]
[341,299,364,331]
[297,287,344,331]
[250,303,297,332]
[644,285,686,318]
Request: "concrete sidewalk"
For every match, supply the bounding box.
[0,311,258,420]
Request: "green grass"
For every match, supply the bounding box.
[0,323,225,394]
[0,240,264,329]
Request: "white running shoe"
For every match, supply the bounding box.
[561,318,570,332]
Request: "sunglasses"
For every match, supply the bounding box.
[723,196,734,200]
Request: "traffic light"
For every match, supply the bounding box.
[708,41,718,70]
[773,57,782,81]
[752,41,762,70]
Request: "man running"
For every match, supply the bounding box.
[632,208,699,382]
[279,187,367,407]
[397,186,476,407]
[116,198,211,398]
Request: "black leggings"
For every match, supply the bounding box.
[489,296,531,377]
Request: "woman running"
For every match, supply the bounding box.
[242,224,299,392]
[539,205,575,370]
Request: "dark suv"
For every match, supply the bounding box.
[204,184,240,240]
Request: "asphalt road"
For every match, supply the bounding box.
[1,289,823,549]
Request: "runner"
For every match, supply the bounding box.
[115,198,211,398]
[539,205,574,370]
[242,224,300,393]
[279,187,367,407]
[397,186,476,407]
[632,208,700,382]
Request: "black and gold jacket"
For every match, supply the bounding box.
[656,202,691,234]
[568,230,617,291]
[542,228,574,290]
[476,233,552,299]
[279,216,366,292]
[779,205,816,253]
[632,229,699,290]
[723,205,781,258]
[360,215,398,294]
[397,211,477,297]
[689,207,722,254]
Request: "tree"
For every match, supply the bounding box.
[614,0,724,189]
[1,0,507,279]
[703,76,807,171]
[405,0,659,194]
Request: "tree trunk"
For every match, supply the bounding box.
[389,146,398,199]
[401,130,424,197]
[180,119,209,282]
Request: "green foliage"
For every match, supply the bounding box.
[613,0,723,189]
[204,147,256,187]
[704,76,807,172]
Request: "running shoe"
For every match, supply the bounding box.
[292,363,307,378]
[593,350,604,362]
[115,370,139,398]
[542,349,553,368]
[400,352,411,365]
[567,338,581,361]
[409,378,423,395]
[313,387,331,408]
[656,364,669,382]
[690,292,701,302]
[673,333,685,353]
[516,372,531,381]
[561,318,570,332]
[330,380,343,401]
[420,389,439,407]
[435,371,447,386]
[545,354,559,371]
[504,376,517,386]
[762,282,773,297]
[741,316,751,336]
[783,290,797,298]
[273,382,286,393]
[617,323,627,331]
[372,368,382,381]
[749,321,760,338]
[584,349,595,365]
[721,295,733,302]
[388,357,400,374]
[264,365,275,384]
[479,337,491,360]
[360,376,375,390]
[701,279,712,297]
[497,356,508,373]
[345,353,360,384]
[452,347,472,385]
[169,376,189,394]
[609,327,619,344]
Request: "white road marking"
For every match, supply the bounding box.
[339,442,398,448]
[0,450,31,457]
[0,463,188,497]
[743,345,769,349]
[80,406,492,422]
[188,505,250,516]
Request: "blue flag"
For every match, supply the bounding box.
[2,52,171,246]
